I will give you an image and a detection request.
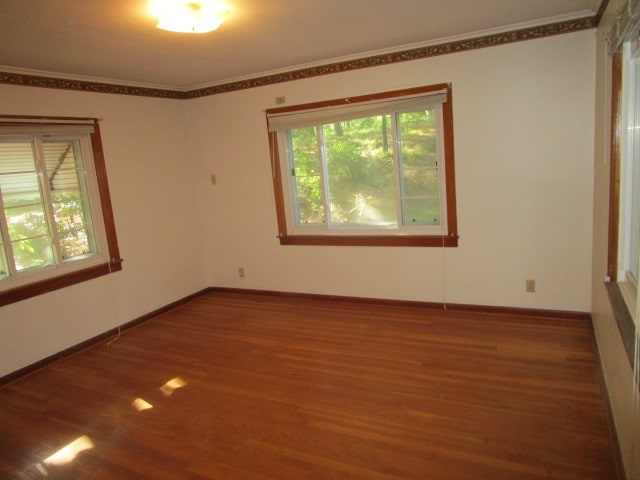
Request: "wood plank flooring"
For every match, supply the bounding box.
[0,291,618,479]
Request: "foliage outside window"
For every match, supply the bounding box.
[266,83,458,247]
[0,116,121,306]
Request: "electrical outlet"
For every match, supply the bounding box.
[525,279,535,293]
[275,96,286,105]
[238,267,245,278]
[210,174,217,185]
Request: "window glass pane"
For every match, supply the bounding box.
[629,57,640,283]
[5,202,50,240]
[402,197,440,225]
[289,127,325,225]
[0,142,55,271]
[398,109,441,225]
[0,241,7,278]
[42,141,95,259]
[0,142,35,175]
[323,116,395,226]
[12,235,54,271]
[1,170,47,207]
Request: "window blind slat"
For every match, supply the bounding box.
[267,91,447,132]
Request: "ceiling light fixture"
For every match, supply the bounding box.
[151,0,229,33]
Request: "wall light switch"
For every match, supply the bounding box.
[210,174,217,185]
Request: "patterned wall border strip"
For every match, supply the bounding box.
[0,15,600,100]
[0,71,185,99]
[185,16,598,99]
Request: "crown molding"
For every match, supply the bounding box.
[0,14,600,100]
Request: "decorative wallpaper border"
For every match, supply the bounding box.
[0,14,601,100]
[0,71,185,99]
[186,16,599,99]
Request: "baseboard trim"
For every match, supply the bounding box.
[0,287,211,387]
[209,287,591,322]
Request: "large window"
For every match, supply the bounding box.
[609,39,640,323]
[0,116,121,306]
[618,40,640,315]
[266,83,458,247]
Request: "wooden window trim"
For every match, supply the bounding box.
[607,50,622,281]
[266,83,459,247]
[0,116,122,307]
[606,49,636,366]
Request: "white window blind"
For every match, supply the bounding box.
[0,118,96,136]
[267,91,447,132]
[0,125,95,136]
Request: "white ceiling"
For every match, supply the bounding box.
[0,0,601,89]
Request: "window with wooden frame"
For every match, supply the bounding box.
[266,83,458,247]
[605,3,640,365]
[609,36,640,311]
[617,41,640,317]
[0,115,121,306]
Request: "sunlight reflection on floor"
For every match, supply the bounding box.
[31,377,189,476]
[159,377,187,396]
[43,435,94,466]
[132,397,154,411]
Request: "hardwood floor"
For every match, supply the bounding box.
[0,291,618,479]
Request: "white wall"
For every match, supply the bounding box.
[0,85,208,377]
[188,30,596,312]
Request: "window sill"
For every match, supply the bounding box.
[604,281,635,367]
[0,259,122,307]
[618,279,637,323]
[278,234,459,247]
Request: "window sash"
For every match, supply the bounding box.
[0,124,114,297]
[279,107,447,236]
[396,108,447,227]
[619,42,640,289]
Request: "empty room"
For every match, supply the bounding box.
[0,0,638,478]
